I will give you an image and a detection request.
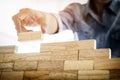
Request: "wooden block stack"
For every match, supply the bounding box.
[0,40,120,80]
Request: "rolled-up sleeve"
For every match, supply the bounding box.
[53,3,83,32]
[55,3,82,31]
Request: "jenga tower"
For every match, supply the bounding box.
[0,40,120,80]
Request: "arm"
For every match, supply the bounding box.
[12,3,82,34]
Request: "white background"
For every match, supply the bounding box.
[0,0,88,53]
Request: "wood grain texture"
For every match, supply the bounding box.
[24,71,49,80]
[24,70,77,80]
[79,49,110,60]
[18,31,42,41]
[14,61,37,71]
[64,60,93,70]
[94,49,110,59]
[78,70,109,80]
[110,70,120,80]
[49,70,78,80]
[1,71,23,80]
[0,54,4,62]
[79,50,94,60]
[0,72,1,79]
[40,40,96,52]
[94,58,120,69]
[3,52,51,62]
[1,69,13,72]
[51,50,78,60]
[0,45,16,53]
[0,63,13,71]
[38,60,64,71]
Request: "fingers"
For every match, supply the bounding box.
[12,14,30,33]
[12,8,34,33]
[12,15,22,33]
[12,8,47,34]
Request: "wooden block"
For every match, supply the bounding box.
[0,45,16,53]
[24,71,49,80]
[3,52,51,62]
[49,70,78,80]
[40,40,96,52]
[14,61,37,71]
[94,49,110,59]
[79,49,110,60]
[79,50,94,60]
[0,63,13,71]
[18,31,42,41]
[1,71,23,80]
[0,54,4,62]
[78,70,109,80]
[38,60,64,71]
[0,72,1,79]
[94,58,120,69]
[110,70,120,80]
[24,70,77,80]
[1,69,13,72]
[64,60,93,70]
[51,50,78,60]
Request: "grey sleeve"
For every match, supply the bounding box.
[54,3,83,32]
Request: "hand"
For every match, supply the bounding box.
[12,8,46,33]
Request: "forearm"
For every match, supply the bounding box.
[36,11,59,34]
[45,13,59,34]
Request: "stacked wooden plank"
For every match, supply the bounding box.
[0,40,120,80]
[18,31,42,41]
[0,45,16,53]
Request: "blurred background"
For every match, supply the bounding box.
[0,0,88,53]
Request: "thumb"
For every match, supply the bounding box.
[41,26,46,33]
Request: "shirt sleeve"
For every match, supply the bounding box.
[53,3,83,32]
